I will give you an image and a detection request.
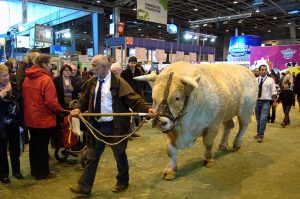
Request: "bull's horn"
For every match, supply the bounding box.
[181,76,198,89]
[133,72,158,82]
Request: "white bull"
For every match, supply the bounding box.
[134,61,258,180]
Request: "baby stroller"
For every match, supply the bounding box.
[54,115,88,168]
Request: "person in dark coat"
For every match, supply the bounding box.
[53,64,80,110]
[69,55,156,195]
[293,72,300,112]
[277,81,295,127]
[0,64,23,184]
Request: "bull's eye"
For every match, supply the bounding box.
[175,97,180,101]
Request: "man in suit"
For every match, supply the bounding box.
[69,55,155,196]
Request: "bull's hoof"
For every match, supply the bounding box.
[203,159,214,168]
[233,145,241,151]
[219,144,228,151]
[161,171,176,180]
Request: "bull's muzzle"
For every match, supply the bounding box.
[152,116,173,132]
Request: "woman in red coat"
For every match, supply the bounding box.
[22,54,62,180]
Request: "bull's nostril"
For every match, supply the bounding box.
[161,121,167,126]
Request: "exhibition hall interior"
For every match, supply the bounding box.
[0,0,300,198]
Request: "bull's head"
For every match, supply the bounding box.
[134,72,200,132]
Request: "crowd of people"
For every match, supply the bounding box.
[0,51,300,196]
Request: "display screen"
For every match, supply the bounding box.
[167,24,178,34]
[35,24,53,44]
[16,36,29,48]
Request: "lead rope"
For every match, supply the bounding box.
[77,114,147,146]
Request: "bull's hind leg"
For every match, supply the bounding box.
[219,119,235,151]
[233,116,250,150]
[202,127,218,168]
[162,134,178,180]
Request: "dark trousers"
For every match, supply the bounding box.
[282,104,292,124]
[268,101,276,122]
[29,128,52,178]
[0,123,21,179]
[78,122,129,191]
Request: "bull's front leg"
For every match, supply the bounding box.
[202,127,218,168]
[162,134,178,180]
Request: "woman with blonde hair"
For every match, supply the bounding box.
[23,54,62,180]
[0,64,23,183]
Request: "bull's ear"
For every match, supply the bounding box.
[194,75,201,83]
[133,72,158,82]
[181,76,198,89]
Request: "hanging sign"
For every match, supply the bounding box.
[126,37,133,45]
[117,22,124,35]
[137,0,168,25]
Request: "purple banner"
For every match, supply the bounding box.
[250,45,300,71]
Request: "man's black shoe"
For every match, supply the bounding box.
[13,173,24,179]
[0,177,11,184]
[112,183,128,193]
[70,185,91,195]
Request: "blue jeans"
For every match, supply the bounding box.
[78,122,129,191]
[255,100,271,136]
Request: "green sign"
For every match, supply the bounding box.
[137,0,168,25]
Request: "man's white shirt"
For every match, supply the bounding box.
[257,76,277,100]
[94,71,113,122]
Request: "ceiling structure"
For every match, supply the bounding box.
[56,0,299,52]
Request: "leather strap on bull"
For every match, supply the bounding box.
[156,72,187,128]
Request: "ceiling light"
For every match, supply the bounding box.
[84,32,87,34]
[255,7,260,13]
[233,1,238,4]
[268,30,271,32]
[288,22,291,25]
[188,20,192,23]
[241,32,244,35]
[64,32,71,38]
[96,0,101,3]
[141,34,144,36]
[288,10,300,15]
[193,36,198,40]
[158,25,161,28]
[238,19,243,23]
[210,38,216,42]
[194,7,198,11]
[184,33,193,40]
[203,24,208,26]
[203,38,208,41]
[226,29,229,32]
[254,25,257,28]
[138,28,141,31]
[133,5,137,11]
[273,16,277,20]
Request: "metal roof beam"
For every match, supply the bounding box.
[28,0,104,13]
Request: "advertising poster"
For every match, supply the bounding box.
[228,35,261,62]
[250,45,300,71]
[155,49,166,62]
[137,0,168,24]
[135,47,147,61]
[175,51,184,61]
[189,52,197,62]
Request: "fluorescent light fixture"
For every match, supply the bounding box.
[158,25,161,27]
[210,38,215,42]
[288,10,300,15]
[203,38,208,41]
[194,7,198,11]
[64,32,71,38]
[255,7,260,13]
[133,5,137,11]
[273,16,277,20]
[190,13,252,25]
[193,36,198,40]
[138,28,141,31]
[238,19,243,23]
[96,0,101,3]
[288,22,291,25]
[203,24,208,26]
[233,1,238,4]
[226,29,229,32]
[184,33,193,40]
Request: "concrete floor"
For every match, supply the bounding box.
[1,104,300,199]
